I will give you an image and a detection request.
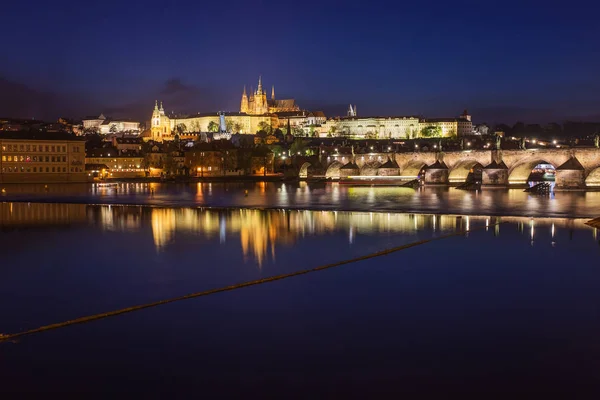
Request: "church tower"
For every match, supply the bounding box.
[150,100,170,142]
[240,86,249,113]
[461,109,471,122]
[254,76,268,114]
[271,85,275,100]
[151,100,162,141]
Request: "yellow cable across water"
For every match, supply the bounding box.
[0,221,503,343]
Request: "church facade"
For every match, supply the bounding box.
[240,77,300,115]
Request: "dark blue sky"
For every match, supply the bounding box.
[1,0,599,124]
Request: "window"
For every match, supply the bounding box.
[26,145,31,151]
[62,167,66,172]
[62,146,66,152]
[19,156,24,162]
[33,156,37,162]
[45,156,49,162]
[7,156,12,162]
[62,156,66,162]
[1,145,5,151]
[46,167,49,172]
[19,145,24,151]
[26,167,31,173]
[7,145,12,151]
[33,167,37,172]
[45,146,49,152]
[1,156,5,162]
[8,167,12,172]
[26,156,31,162]
[51,146,56,152]
[52,167,55,172]
[32,145,37,152]
[20,167,24,172]
[51,156,55,162]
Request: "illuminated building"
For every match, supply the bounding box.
[240,76,300,115]
[85,153,146,178]
[150,101,275,142]
[0,131,86,183]
[82,114,141,134]
[320,110,473,139]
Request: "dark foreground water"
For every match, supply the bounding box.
[0,201,599,396]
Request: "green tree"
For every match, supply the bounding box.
[420,126,442,138]
[233,123,243,133]
[290,138,309,156]
[292,126,304,136]
[207,121,219,133]
[225,118,234,132]
[365,131,376,139]
[109,124,118,133]
[257,121,272,134]
[175,123,187,135]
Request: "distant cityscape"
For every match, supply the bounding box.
[1,76,600,185]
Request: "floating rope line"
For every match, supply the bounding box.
[0,222,504,343]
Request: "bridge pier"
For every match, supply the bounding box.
[424,161,449,184]
[555,157,586,189]
[482,161,509,186]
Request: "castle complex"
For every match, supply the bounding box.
[148,75,473,141]
[240,76,300,115]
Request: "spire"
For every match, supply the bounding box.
[257,75,263,94]
[271,85,275,100]
[160,101,164,111]
[242,85,247,97]
[154,100,159,111]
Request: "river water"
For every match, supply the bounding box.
[1,181,600,217]
[0,183,599,396]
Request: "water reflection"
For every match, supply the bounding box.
[1,202,597,266]
[3,182,600,218]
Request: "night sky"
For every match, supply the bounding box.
[1,0,599,124]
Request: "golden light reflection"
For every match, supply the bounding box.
[3,202,596,267]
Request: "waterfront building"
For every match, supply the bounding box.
[240,77,300,115]
[85,148,145,178]
[82,114,141,134]
[0,131,86,183]
[185,141,240,176]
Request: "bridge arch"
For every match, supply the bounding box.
[360,161,382,176]
[299,162,312,179]
[448,160,484,183]
[585,167,600,187]
[325,161,344,179]
[400,160,428,179]
[508,158,556,185]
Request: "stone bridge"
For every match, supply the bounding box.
[299,148,600,189]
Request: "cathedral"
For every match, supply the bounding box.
[240,76,300,115]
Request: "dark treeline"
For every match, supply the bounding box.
[491,121,600,139]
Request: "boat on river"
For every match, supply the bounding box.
[339,176,419,187]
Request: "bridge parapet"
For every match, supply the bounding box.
[320,147,600,187]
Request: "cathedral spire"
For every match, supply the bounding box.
[271,85,275,100]
[160,101,164,111]
[257,75,263,94]
[154,100,159,111]
[242,85,247,96]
